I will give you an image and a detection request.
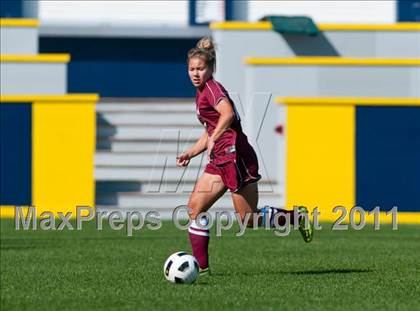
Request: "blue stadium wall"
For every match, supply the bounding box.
[398,0,420,21]
[0,0,23,18]
[40,37,197,97]
[356,106,420,212]
[0,103,32,205]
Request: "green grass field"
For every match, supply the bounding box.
[1,218,419,310]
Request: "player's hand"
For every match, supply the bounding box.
[176,152,191,167]
[207,137,215,162]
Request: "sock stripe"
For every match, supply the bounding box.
[189,226,209,233]
[188,228,210,237]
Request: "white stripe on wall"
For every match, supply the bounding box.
[39,0,189,26]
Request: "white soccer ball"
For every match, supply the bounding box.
[163,252,199,284]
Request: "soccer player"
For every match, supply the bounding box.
[176,36,313,276]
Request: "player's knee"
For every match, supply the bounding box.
[187,197,200,220]
[188,209,198,220]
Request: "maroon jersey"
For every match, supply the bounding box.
[196,77,242,158]
[196,76,261,192]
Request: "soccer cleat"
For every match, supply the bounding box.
[297,206,314,243]
[199,267,211,276]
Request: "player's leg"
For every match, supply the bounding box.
[232,183,313,242]
[230,176,297,228]
[188,172,227,274]
[231,181,259,223]
[233,143,313,241]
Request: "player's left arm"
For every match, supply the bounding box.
[207,99,235,158]
[211,99,235,141]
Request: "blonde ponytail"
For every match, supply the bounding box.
[187,36,216,71]
[196,36,215,51]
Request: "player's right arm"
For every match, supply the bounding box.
[176,131,208,167]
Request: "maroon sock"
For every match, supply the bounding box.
[188,220,210,269]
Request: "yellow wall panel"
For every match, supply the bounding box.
[286,104,355,220]
[32,101,96,216]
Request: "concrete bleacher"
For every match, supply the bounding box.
[212,22,420,58]
[245,57,420,99]
[0,19,39,54]
[95,99,281,218]
[0,19,69,95]
[212,22,420,102]
[1,54,69,94]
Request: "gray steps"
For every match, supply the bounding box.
[95,151,203,166]
[95,98,282,218]
[246,63,420,98]
[0,60,67,94]
[96,180,277,194]
[96,139,193,153]
[95,191,281,209]
[94,152,278,193]
[97,111,200,126]
[95,163,279,192]
[1,23,38,54]
[95,164,206,181]
[97,102,196,113]
[97,125,203,140]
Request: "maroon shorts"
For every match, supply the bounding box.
[205,144,261,193]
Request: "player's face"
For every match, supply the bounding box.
[188,57,213,88]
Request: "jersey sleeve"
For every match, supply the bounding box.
[205,80,229,107]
